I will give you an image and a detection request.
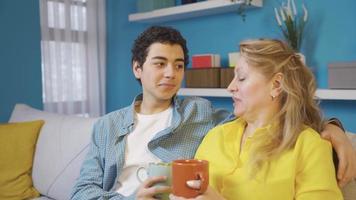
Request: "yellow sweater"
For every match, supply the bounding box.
[195,118,343,200]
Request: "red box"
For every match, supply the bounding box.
[192,54,220,69]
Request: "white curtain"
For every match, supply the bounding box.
[39,0,106,117]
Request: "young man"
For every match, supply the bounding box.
[71,26,355,199]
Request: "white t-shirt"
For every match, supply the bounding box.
[116,106,173,196]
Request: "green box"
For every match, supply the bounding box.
[137,0,175,12]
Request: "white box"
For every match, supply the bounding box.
[228,52,240,67]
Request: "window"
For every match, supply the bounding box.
[40,0,106,117]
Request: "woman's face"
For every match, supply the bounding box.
[227,56,273,119]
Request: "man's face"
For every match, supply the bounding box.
[133,42,185,104]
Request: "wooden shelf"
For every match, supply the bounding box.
[129,0,263,23]
[178,88,356,100]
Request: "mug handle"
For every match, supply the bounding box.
[136,166,148,183]
[196,172,206,194]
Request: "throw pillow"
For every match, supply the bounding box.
[0,120,44,200]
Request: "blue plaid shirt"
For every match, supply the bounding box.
[71,94,233,200]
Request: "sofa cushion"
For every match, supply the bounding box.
[0,120,44,200]
[9,104,98,200]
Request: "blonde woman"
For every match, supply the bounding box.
[171,39,343,200]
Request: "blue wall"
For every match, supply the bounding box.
[106,0,356,132]
[0,0,42,122]
[0,0,355,132]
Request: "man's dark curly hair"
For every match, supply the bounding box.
[131,26,189,68]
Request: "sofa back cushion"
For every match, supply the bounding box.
[9,104,98,200]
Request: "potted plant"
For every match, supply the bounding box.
[274,0,308,52]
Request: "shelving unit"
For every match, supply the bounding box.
[178,88,356,100]
[129,0,263,23]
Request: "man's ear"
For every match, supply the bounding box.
[270,72,284,98]
[132,61,142,79]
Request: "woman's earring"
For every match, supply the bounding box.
[271,95,275,101]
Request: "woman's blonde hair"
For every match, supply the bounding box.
[239,39,323,176]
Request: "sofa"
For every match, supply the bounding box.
[2,104,356,199]
[6,104,98,200]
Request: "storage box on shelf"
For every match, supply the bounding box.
[220,68,234,88]
[184,67,235,88]
[129,0,263,23]
[185,68,220,88]
[228,52,239,67]
[192,54,220,69]
[179,0,205,5]
[136,0,175,12]
[328,62,356,89]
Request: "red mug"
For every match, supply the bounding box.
[172,159,209,198]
